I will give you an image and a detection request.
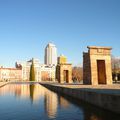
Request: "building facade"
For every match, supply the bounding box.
[0,43,58,82]
[16,58,56,81]
[0,67,22,81]
[16,60,32,81]
[44,43,57,66]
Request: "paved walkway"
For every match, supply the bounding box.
[41,82,120,95]
[49,83,120,89]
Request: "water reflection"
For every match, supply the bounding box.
[0,83,47,104]
[58,96,70,108]
[44,89,58,119]
[29,84,35,103]
[0,83,120,120]
[0,83,62,119]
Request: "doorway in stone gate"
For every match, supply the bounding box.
[97,60,106,84]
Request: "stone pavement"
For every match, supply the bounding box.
[42,82,120,95]
[49,83,120,89]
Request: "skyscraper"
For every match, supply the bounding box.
[45,43,57,66]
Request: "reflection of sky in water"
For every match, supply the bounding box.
[0,83,119,120]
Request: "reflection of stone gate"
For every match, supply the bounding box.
[56,64,72,83]
[83,46,112,85]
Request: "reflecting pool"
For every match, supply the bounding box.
[0,83,119,120]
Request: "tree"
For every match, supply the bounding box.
[72,67,83,82]
[30,60,35,81]
[112,56,120,81]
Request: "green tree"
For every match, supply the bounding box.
[30,60,35,81]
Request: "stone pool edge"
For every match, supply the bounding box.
[0,82,10,88]
[40,83,120,114]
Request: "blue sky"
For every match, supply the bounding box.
[0,0,120,67]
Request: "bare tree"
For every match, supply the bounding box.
[112,56,120,81]
[72,67,83,82]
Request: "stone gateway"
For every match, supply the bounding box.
[56,55,72,83]
[83,46,112,85]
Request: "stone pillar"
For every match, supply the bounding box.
[83,46,112,85]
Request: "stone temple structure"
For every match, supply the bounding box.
[83,46,112,85]
[56,55,72,83]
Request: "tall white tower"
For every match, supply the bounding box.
[45,43,57,66]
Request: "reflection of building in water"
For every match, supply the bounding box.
[44,90,58,119]
[83,112,102,120]
[58,96,70,108]
[0,84,45,104]
[20,85,30,98]
[14,85,22,97]
[20,84,45,103]
[90,114,102,120]
[0,84,22,96]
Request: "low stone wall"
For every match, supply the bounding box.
[40,83,120,114]
[0,82,9,88]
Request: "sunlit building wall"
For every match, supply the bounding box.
[16,58,56,81]
[0,67,22,81]
[45,43,57,66]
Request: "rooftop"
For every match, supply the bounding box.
[87,46,112,50]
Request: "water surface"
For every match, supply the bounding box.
[0,83,119,120]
